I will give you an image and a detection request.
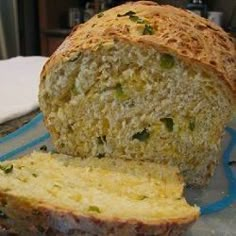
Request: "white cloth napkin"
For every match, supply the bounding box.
[0,56,48,124]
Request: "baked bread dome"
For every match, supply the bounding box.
[39,1,236,186]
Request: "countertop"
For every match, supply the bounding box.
[0,109,40,137]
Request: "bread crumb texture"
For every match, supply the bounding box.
[0,152,199,235]
[39,1,236,186]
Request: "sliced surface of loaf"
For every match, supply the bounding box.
[39,1,236,186]
[0,152,199,235]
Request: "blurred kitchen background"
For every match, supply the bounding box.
[0,0,235,59]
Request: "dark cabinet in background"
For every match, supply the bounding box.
[38,0,236,56]
[38,0,78,56]
[38,0,129,56]
[18,0,40,56]
[46,36,65,56]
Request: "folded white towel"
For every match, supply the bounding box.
[0,56,48,124]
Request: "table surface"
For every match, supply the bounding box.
[0,109,39,137]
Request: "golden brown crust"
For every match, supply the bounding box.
[41,1,236,93]
[0,192,198,236]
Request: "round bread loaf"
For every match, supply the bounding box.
[39,1,236,186]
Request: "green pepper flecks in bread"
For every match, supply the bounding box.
[96,153,106,159]
[129,15,148,25]
[0,164,13,174]
[97,12,104,18]
[116,10,154,35]
[189,119,196,131]
[136,195,149,200]
[114,83,128,101]
[32,173,38,178]
[160,54,175,69]
[160,118,174,132]
[97,136,107,145]
[39,145,48,152]
[88,205,101,213]
[132,129,150,142]
[117,11,136,17]
[143,24,154,35]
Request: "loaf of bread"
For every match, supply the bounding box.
[39,1,236,186]
[0,152,199,235]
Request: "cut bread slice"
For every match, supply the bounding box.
[0,152,199,235]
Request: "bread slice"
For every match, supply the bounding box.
[0,152,199,235]
[39,1,236,186]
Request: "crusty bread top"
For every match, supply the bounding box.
[41,1,236,93]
